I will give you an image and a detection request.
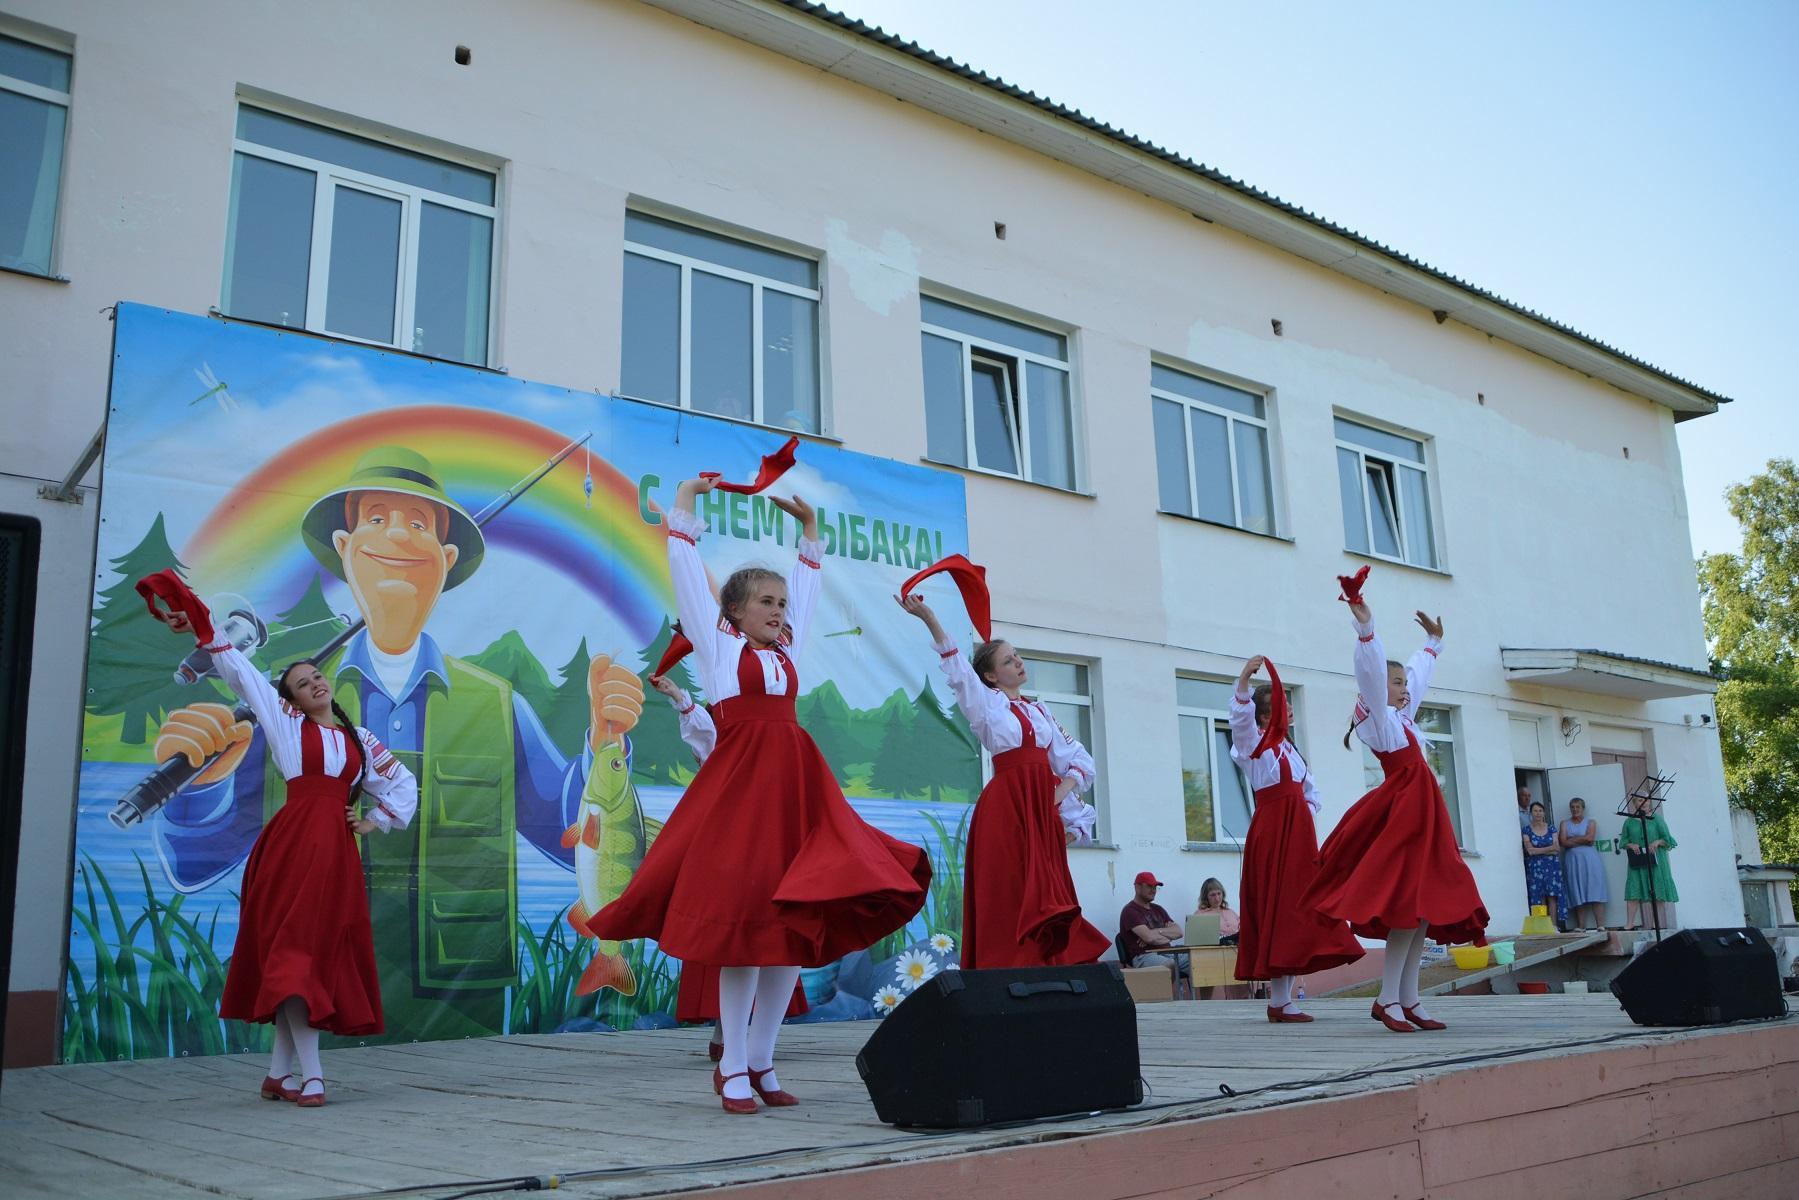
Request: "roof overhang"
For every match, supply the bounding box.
[640,0,1728,420]
[1501,648,1717,700]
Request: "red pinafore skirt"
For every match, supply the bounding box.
[1234,748,1364,981]
[590,645,931,967]
[960,702,1109,970]
[219,721,383,1035]
[1302,729,1489,945]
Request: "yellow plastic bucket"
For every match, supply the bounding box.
[1450,945,1491,970]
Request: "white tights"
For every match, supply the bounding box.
[716,966,801,1100]
[1267,975,1298,1011]
[270,998,323,1097]
[1379,922,1432,1018]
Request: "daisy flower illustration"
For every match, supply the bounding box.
[872,985,904,1015]
[894,948,939,991]
[929,933,956,955]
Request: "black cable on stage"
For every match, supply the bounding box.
[325,1013,1794,1200]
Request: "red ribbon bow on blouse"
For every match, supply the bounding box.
[702,436,799,495]
[652,623,694,678]
[900,554,992,643]
[1250,658,1290,759]
[1336,564,1370,606]
[134,569,217,646]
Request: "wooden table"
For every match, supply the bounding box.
[1164,943,1240,990]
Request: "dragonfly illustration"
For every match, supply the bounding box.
[822,601,864,660]
[189,364,242,412]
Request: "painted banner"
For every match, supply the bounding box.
[65,304,982,1061]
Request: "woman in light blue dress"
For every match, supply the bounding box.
[1558,797,1609,931]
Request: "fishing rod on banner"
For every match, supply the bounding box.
[109,433,594,829]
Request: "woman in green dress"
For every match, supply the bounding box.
[1621,795,1677,930]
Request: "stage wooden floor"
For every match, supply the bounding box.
[3,995,1794,1200]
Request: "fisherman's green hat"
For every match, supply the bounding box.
[301,446,485,590]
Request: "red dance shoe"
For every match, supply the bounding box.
[1403,1005,1447,1031]
[1266,1006,1315,1023]
[708,1040,724,1062]
[714,1069,758,1115]
[1370,1001,1417,1033]
[259,1074,290,1101]
[295,1078,326,1108]
[748,1066,799,1106]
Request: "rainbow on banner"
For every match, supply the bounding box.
[180,405,671,644]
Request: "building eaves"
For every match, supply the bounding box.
[661,0,1733,416]
[1503,647,1718,682]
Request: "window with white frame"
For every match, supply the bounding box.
[620,212,821,432]
[1013,655,1101,829]
[1152,364,1276,534]
[921,296,1077,490]
[1335,416,1438,568]
[0,32,71,276]
[1362,704,1464,845]
[1175,677,1253,847]
[222,106,497,366]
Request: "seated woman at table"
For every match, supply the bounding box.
[1192,878,1251,999]
[1192,877,1242,945]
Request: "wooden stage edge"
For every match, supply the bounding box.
[1,996,1795,1200]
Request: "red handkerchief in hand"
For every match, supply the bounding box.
[901,554,992,642]
[1250,658,1290,759]
[709,436,799,495]
[1336,564,1370,606]
[135,569,217,646]
[653,623,694,677]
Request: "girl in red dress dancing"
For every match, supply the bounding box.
[147,578,416,1106]
[1228,656,1363,1022]
[896,592,1109,970]
[1302,580,1488,1032]
[647,667,808,1061]
[589,478,930,1112]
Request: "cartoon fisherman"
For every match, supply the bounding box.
[151,446,646,1040]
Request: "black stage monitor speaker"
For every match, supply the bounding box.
[1610,927,1786,1026]
[856,963,1141,1127]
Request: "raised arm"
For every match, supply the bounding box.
[356,731,417,832]
[200,641,305,778]
[897,593,1012,747]
[1227,656,1266,763]
[1350,605,1403,747]
[769,494,823,657]
[1401,611,1444,722]
[666,479,727,696]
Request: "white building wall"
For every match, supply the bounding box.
[0,0,1738,1057]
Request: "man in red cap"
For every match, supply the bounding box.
[1120,871,1189,987]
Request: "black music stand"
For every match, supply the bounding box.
[1617,773,1675,944]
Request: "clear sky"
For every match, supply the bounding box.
[827,0,1798,558]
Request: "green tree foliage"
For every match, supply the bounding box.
[545,636,598,761]
[869,703,929,800]
[909,676,972,803]
[256,574,345,669]
[86,515,200,744]
[467,630,560,726]
[1698,458,1799,887]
